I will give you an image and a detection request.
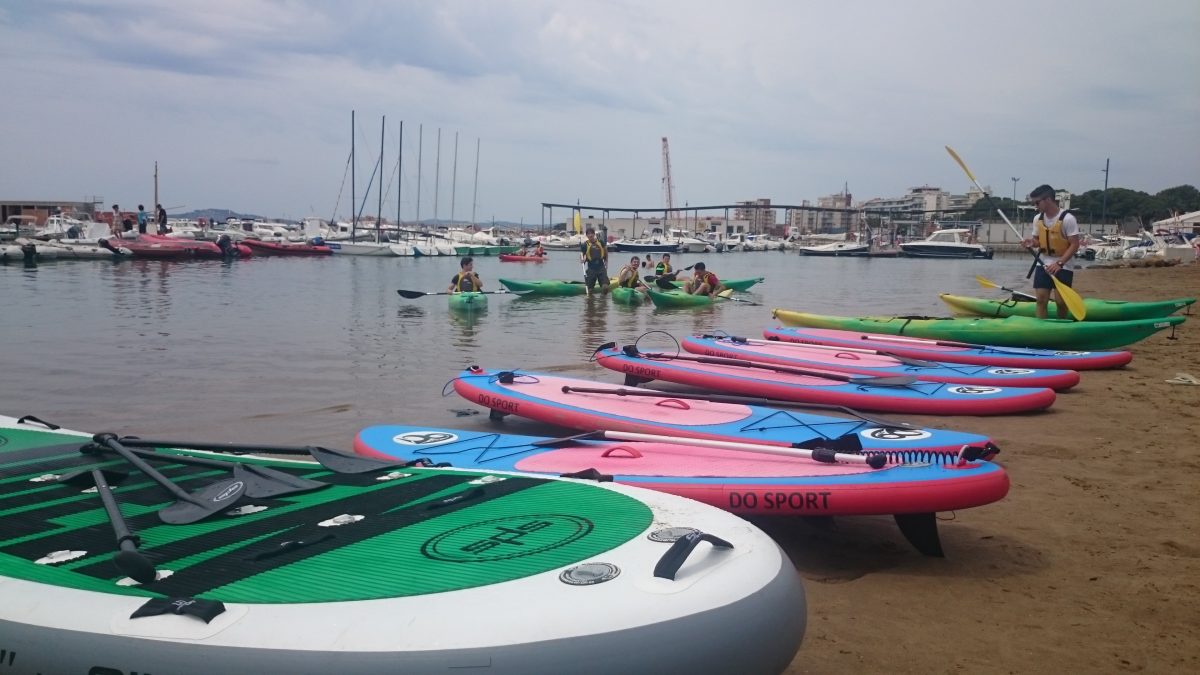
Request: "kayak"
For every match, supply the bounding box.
[448,291,488,312]
[594,345,1055,415]
[661,276,765,292]
[611,286,646,305]
[682,334,1080,391]
[646,288,733,308]
[0,414,805,674]
[939,293,1196,321]
[499,278,588,296]
[771,309,1185,351]
[453,368,1001,458]
[498,254,548,262]
[242,239,333,256]
[763,326,1134,370]
[355,424,1010,555]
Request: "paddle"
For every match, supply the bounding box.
[642,263,697,283]
[616,346,919,387]
[547,429,887,468]
[397,288,529,299]
[90,433,247,525]
[944,146,1087,320]
[113,436,400,475]
[975,275,1037,302]
[89,468,158,583]
[558,385,920,430]
[859,333,1055,355]
[700,333,939,368]
[88,442,328,498]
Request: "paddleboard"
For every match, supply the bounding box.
[594,345,1056,415]
[763,326,1134,370]
[0,415,805,674]
[452,368,1001,458]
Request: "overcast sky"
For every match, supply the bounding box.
[2,0,1197,224]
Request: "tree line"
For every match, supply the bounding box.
[962,184,1199,225]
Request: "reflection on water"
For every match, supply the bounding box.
[1,251,1033,446]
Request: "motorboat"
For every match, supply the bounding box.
[797,238,870,256]
[899,228,993,259]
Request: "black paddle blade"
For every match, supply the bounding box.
[396,289,427,299]
[794,434,863,454]
[231,463,327,498]
[851,374,919,387]
[158,479,248,524]
[115,548,158,585]
[307,446,399,474]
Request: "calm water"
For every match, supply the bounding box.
[0,250,1033,447]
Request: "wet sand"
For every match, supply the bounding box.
[775,262,1199,673]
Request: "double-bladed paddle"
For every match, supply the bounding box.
[112,436,400,475]
[944,145,1087,320]
[88,468,159,584]
[558,384,920,430]
[397,288,530,299]
[616,347,919,387]
[975,275,1037,302]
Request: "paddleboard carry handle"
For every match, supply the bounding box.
[653,531,734,580]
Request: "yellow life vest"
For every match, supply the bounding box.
[655,261,672,275]
[1034,212,1071,255]
[452,272,480,292]
[583,240,606,264]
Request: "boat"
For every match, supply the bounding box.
[498,278,588,296]
[16,237,132,260]
[899,228,993,259]
[138,234,250,258]
[659,276,764,292]
[241,238,333,256]
[354,424,1009,556]
[498,253,548,262]
[107,239,194,260]
[939,293,1196,322]
[609,233,680,254]
[1,241,60,262]
[771,309,1185,351]
[593,345,1055,415]
[448,291,488,312]
[762,325,1134,370]
[668,229,709,253]
[797,237,871,257]
[0,414,804,674]
[681,334,1080,391]
[327,240,397,256]
[645,288,733,308]
[611,286,647,305]
[453,368,999,457]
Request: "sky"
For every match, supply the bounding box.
[1,0,1197,224]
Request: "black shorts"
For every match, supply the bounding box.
[1032,265,1073,290]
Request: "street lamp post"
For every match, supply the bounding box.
[1101,158,1110,227]
[1011,177,1020,222]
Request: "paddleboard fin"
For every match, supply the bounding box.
[894,513,944,557]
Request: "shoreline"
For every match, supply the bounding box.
[777,262,1199,673]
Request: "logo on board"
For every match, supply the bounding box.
[393,431,458,446]
[422,514,594,562]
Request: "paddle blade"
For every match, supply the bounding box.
[158,479,247,524]
[975,275,1001,290]
[232,463,327,498]
[1052,278,1088,320]
[396,289,427,299]
[944,146,977,183]
[852,374,919,387]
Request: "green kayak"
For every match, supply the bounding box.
[771,309,1185,350]
[499,278,589,296]
[611,286,646,305]
[448,291,488,312]
[663,276,764,292]
[647,288,734,309]
[940,293,1196,321]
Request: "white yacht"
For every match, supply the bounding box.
[899,228,993,259]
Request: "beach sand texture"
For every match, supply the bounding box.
[776,262,1199,673]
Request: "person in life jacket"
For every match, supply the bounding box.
[533,242,546,257]
[579,227,609,295]
[655,253,673,277]
[617,255,649,292]
[448,256,483,292]
[1022,184,1081,319]
[684,261,723,296]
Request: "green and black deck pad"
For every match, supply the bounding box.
[0,426,653,603]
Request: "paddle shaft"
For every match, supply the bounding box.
[93,434,200,504]
[397,289,523,298]
[702,334,936,367]
[91,469,140,553]
[559,385,918,429]
[944,146,1085,319]
[976,276,1036,301]
[630,350,916,386]
[598,429,885,467]
[859,333,1042,353]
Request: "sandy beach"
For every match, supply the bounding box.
[771,261,1199,673]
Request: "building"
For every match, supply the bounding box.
[785,200,819,232]
[815,189,854,232]
[0,199,99,226]
[945,185,989,212]
[859,186,949,222]
[734,198,775,232]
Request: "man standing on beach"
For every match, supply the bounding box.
[1023,184,1081,320]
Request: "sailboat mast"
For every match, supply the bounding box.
[396,120,403,227]
[471,138,480,226]
[450,131,459,226]
[434,128,441,225]
[376,115,385,243]
[416,124,423,226]
[351,110,356,241]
